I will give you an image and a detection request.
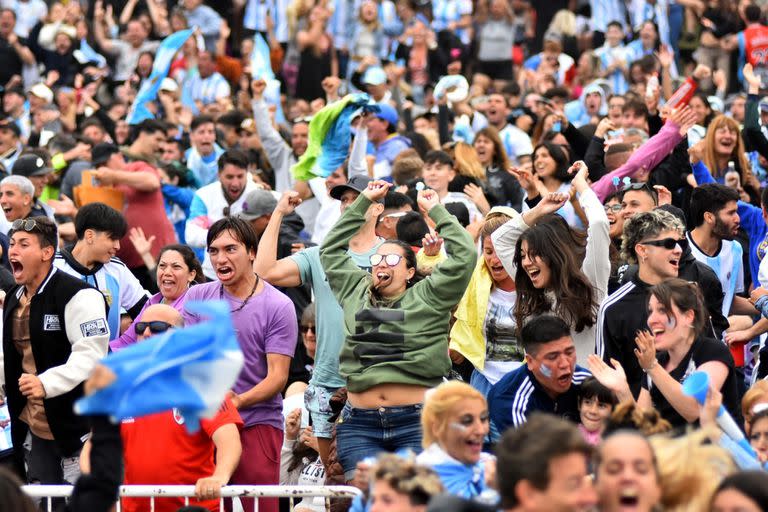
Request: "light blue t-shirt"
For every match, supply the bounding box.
[291,243,382,389]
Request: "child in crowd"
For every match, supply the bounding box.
[578,377,617,445]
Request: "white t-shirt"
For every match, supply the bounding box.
[481,287,523,384]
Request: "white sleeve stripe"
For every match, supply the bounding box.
[595,282,635,358]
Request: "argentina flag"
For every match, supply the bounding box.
[252,33,285,124]
[126,28,195,125]
[74,301,244,433]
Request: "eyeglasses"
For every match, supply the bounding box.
[604,204,622,213]
[301,325,315,334]
[370,253,403,267]
[11,219,37,232]
[640,237,688,252]
[135,320,173,335]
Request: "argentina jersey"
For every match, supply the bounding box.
[687,233,744,316]
[54,250,149,340]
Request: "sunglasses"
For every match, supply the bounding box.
[11,219,37,231]
[300,325,315,334]
[370,253,403,267]
[135,320,173,335]
[604,204,622,213]
[640,237,688,251]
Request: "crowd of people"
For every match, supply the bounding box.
[4,0,768,511]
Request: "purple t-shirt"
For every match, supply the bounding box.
[182,280,298,429]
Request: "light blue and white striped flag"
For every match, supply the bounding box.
[251,33,285,124]
[126,28,194,125]
[74,301,244,433]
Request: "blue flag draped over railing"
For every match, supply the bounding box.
[74,301,244,433]
[251,33,285,124]
[126,28,194,125]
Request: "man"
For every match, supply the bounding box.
[1,216,109,484]
[119,303,242,512]
[484,93,533,166]
[251,78,308,193]
[92,12,159,82]
[186,115,225,187]
[496,414,597,512]
[3,85,30,141]
[1,0,47,38]
[182,0,222,50]
[0,175,40,226]
[54,203,149,341]
[366,104,411,179]
[488,316,591,433]
[90,143,176,287]
[254,179,384,469]
[11,154,54,219]
[186,50,231,107]
[0,116,23,173]
[186,149,258,279]
[216,111,246,150]
[620,183,658,221]
[595,21,630,96]
[688,184,754,318]
[737,4,768,90]
[184,216,297,512]
[123,119,166,166]
[0,9,35,87]
[376,191,413,240]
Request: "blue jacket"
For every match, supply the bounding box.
[488,364,591,433]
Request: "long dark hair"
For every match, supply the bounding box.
[158,244,207,284]
[513,214,597,333]
[533,142,572,183]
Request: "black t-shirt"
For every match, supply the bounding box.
[0,36,25,86]
[642,336,742,429]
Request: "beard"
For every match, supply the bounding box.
[712,216,736,241]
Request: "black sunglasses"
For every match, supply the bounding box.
[640,237,688,251]
[300,325,315,334]
[11,219,37,231]
[135,320,173,335]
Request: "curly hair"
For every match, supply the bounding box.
[621,209,684,264]
[370,454,444,506]
[603,401,672,437]
[513,214,596,333]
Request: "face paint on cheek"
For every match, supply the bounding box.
[449,422,469,433]
[540,363,553,378]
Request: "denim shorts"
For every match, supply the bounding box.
[335,403,423,481]
[304,383,340,439]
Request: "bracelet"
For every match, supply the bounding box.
[642,360,658,373]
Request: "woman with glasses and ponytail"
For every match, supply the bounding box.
[320,181,476,484]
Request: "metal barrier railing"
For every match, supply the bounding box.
[22,484,362,512]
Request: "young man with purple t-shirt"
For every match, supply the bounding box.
[183,216,297,512]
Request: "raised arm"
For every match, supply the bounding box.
[251,80,291,171]
[253,191,304,287]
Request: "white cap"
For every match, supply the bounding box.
[159,78,178,92]
[29,83,54,104]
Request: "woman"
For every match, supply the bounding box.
[701,115,760,204]
[589,278,743,429]
[295,4,337,102]
[320,183,475,483]
[711,471,768,512]
[369,454,444,512]
[416,381,495,500]
[394,21,446,105]
[446,142,495,215]
[594,430,662,512]
[626,21,661,66]
[450,211,520,395]
[526,142,580,226]
[473,127,523,211]
[475,0,515,80]
[110,245,204,351]
[492,162,611,364]
[742,380,768,433]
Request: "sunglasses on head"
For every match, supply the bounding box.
[624,182,653,192]
[370,253,403,267]
[135,320,173,335]
[11,219,37,232]
[640,237,688,251]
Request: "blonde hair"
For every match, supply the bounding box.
[287,0,317,38]
[703,115,750,179]
[421,381,486,449]
[548,9,576,36]
[480,212,512,240]
[742,380,768,427]
[450,142,486,180]
[651,429,735,512]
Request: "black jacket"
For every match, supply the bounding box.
[4,267,109,477]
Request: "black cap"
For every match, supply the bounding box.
[12,154,51,177]
[91,142,120,166]
[0,118,21,137]
[329,174,375,201]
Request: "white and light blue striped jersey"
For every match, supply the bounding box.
[243,0,274,33]
[431,0,473,44]
[590,0,628,33]
[687,233,745,316]
[54,250,149,341]
[595,43,630,95]
[185,72,231,106]
[499,124,533,166]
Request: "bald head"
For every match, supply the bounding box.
[136,304,183,340]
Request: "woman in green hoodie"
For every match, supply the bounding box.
[320,181,476,483]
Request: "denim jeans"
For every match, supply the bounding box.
[336,403,423,481]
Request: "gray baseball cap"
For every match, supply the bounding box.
[236,189,278,221]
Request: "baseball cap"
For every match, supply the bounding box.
[759,98,768,113]
[330,174,374,201]
[12,154,52,177]
[159,77,179,93]
[362,66,388,86]
[91,142,120,166]
[29,83,54,104]
[0,118,21,137]
[374,104,399,127]
[236,189,278,220]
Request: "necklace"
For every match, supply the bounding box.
[219,273,260,313]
